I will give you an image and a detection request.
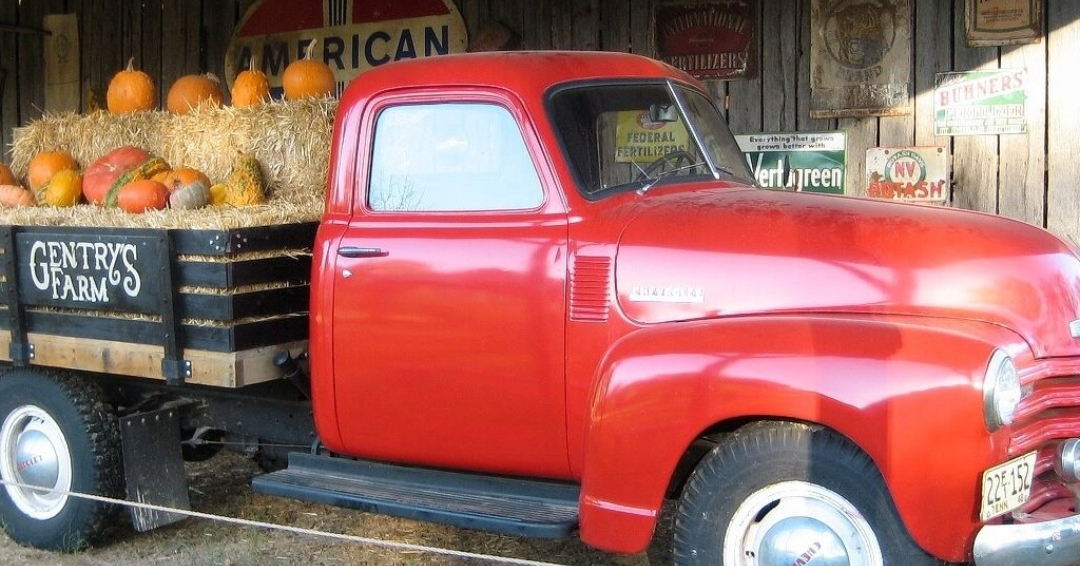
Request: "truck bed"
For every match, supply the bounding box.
[0,221,316,388]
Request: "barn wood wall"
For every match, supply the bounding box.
[1,0,1077,241]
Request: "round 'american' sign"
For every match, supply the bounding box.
[224,0,468,93]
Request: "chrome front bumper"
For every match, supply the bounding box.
[974,514,1080,566]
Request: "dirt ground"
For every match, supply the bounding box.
[0,451,674,566]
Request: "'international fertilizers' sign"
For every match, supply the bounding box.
[225,0,468,94]
[735,132,847,194]
[15,230,164,314]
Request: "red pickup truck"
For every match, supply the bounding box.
[2,51,1079,566]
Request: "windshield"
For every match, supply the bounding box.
[548,81,755,198]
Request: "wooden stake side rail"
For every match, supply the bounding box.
[0,331,306,388]
[0,222,318,385]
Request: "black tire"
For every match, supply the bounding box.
[0,370,124,551]
[673,422,944,566]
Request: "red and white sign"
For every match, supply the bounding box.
[866,146,950,204]
[225,0,468,94]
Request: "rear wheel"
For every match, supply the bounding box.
[673,422,943,566]
[0,370,123,551]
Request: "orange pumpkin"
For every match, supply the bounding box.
[117,179,169,213]
[83,146,151,205]
[28,151,79,191]
[283,39,335,100]
[167,73,224,114]
[232,66,271,107]
[0,185,36,208]
[0,163,16,186]
[107,57,157,114]
[159,167,211,193]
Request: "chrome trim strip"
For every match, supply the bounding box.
[1070,319,1080,339]
[974,513,1080,566]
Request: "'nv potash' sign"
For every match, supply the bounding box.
[866,147,950,204]
[225,0,468,94]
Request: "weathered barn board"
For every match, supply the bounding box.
[796,0,834,132]
[0,0,17,155]
[725,2,763,134]
[950,0,1001,215]
[0,0,1079,241]
[1046,1,1080,242]
[761,0,798,133]
[999,41,1046,227]
[913,0,951,146]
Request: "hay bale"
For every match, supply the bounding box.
[4,98,336,229]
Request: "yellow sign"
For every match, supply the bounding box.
[614,110,692,164]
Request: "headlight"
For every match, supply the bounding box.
[983,349,1022,431]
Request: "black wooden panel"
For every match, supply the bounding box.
[0,309,308,352]
[171,222,318,255]
[183,315,308,352]
[176,256,313,288]
[14,227,168,314]
[179,285,309,321]
[23,309,162,345]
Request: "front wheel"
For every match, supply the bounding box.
[673,423,943,566]
[0,370,124,551]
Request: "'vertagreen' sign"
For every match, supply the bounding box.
[735,132,846,194]
[225,0,468,94]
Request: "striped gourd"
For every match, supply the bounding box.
[104,157,170,207]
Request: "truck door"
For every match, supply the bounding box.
[331,97,571,478]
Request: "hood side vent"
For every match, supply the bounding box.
[570,256,611,322]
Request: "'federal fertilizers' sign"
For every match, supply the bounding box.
[735,132,847,194]
[15,230,165,314]
[225,0,468,94]
[935,69,1027,135]
[614,110,692,164]
[654,2,758,79]
[866,147,949,204]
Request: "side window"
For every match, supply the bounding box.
[368,103,545,212]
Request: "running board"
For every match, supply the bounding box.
[251,452,580,538]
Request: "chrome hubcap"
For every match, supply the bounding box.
[0,405,72,519]
[724,481,883,566]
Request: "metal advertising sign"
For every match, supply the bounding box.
[614,110,692,164]
[934,69,1027,136]
[965,0,1042,46]
[866,146,950,204]
[224,0,468,94]
[810,0,912,118]
[735,132,847,194]
[654,1,758,80]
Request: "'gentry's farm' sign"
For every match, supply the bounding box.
[225,0,468,94]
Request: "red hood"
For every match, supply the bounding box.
[613,187,1080,358]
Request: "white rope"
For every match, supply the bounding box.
[0,478,571,566]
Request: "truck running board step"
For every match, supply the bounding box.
[252,452,580,538]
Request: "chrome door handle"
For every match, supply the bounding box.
[338,246,388,258]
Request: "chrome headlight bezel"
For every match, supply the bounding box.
[983,349,1023,431]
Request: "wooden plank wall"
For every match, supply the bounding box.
[0,0,1077,240]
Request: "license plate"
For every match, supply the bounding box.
[980,451,1037,521]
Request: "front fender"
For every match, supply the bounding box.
[578,314,1025,561]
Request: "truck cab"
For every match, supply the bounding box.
[304,51,1080,565]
